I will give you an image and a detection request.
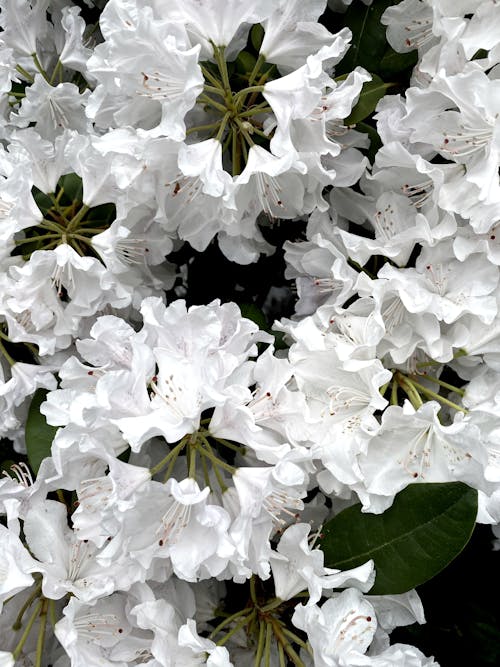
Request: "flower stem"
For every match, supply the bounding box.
[0,339,15,366]
[186,121,223,136]
[247,54,266,88]
[149,438,187,477]
[264,621,273,667]
[407,378,468,413]
[271,618,306,667]
[217,610,256,646]
[201,65,225,90]
[67,205,90,232]
[411,374,465,396]
[12,600,43,660]
[34,598,48,667]
[209,607,252,640]
[198,94,229,114]
[254,620,266,667]
[12,582,42,631]
[16,64,34,82]
[32,53,50,83]
[396,374,423,409]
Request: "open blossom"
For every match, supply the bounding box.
[1,1,499,666]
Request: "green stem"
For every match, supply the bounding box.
[12,582,42,631]
[16,65,34,82]
[186,121,223,136]
[149,439,187,477]
[15,233,60,246]
[391,379,399,406]
[198,94,229,114]
[264,621,273,667]
[201,65,225,90]
[232,125,241,176]
[233,85,265,103]
[235,118,255,147]
[0,339,16,366]
[34,599,48,667]
[239,105,273,118]
[39,219,66,234]
[48,599,57,628]
[415,359,442,369]
[12,600,43,660]
[216,112,231,142]
[212,45,232,95]
[397,375,424,409]
[260,598,283,613]
[379,381,390,397]
[67,204,90,232]
[254,620,266,667]
[411,374,465,396]
[250,575,258,605]
[49,60,63,86]
[281,627,312,654]
[199,438,236,474]
[200,450,211,488]
[212,437,244,454]
[32,53,50,83]
[217,610,256,646]
[188,444,197,478]
[407,378,468,413]
[271,618,306,667]
[249,126,272,141]
[72,227,108,234]
[209,607,252,640]
[203,84,226,97]
[247,54,266,88]
[278,641,286,667]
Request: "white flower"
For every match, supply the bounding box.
[270,522,374,605]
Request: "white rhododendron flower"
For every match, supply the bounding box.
[0,0,498,665]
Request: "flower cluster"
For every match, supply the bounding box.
[0,0,498,665]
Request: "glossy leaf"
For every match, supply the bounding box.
[379,46,418,77]
[344,75,392,125]
[335,0,395,75]
[25,389,58,475]
[320,482,478,595]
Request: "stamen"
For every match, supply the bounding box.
[255,172,284,219]
[139,70,186,101]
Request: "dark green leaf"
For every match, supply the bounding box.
[320,482,478,595]
[32,186,52,216]
[357,121,382,163]
[59,173,83,203]
[235,50,257,76]
[250,23,264,52]
[344,75,392,125]
[240,303,270,333]
[26,389,58,475]
[335,0,396,75]
[379,47,418,77]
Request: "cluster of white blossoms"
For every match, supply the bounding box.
[0,0,499,665]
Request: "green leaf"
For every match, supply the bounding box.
[58,173,83,203]
[32,186,53,216]
[240,303,270,333]
[250,23,264,52]
[335,0,396,76]
[25,389,58,475]
[320,482,478,595]
[379,46,418,77]
[235,50,257,76]
[357,121,382,163]
[344,75,393,125]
